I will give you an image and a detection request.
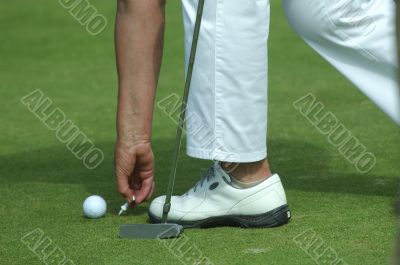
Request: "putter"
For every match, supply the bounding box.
[120,0,206,240]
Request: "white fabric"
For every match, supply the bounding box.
[283,0,400,125]
[183,0,400,163]
[182,0,270,163]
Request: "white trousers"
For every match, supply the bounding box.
[182,0,399,163]
[283,0,400,125]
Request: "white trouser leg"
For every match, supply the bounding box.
[182,0,271,162]
[283,0,400,125]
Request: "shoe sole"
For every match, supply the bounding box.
[148,204,291,229]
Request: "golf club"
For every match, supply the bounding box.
[120,0,206,239]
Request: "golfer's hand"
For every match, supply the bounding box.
[114,141,155,205]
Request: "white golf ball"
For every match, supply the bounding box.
[83,195,107,219]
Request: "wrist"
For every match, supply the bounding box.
[116,105,153,148]
[116,134,151,148]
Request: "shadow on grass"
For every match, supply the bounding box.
[0,139,397,208]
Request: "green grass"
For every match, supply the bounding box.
[0,1,399,264]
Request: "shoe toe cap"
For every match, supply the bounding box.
[149,195,166,219]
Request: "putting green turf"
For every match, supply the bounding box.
[0,1,399,264]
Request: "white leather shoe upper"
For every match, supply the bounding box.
[149,162,288,222]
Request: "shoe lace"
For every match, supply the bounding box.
[190,163,217,193]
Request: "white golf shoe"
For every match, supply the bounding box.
[148,162,291,228]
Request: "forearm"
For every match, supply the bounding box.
[115,0,165,145]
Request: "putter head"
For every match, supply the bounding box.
[120,223,184,239]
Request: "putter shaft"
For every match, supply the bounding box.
[162,0,206,223]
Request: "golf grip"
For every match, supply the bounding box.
[162,0,206,223]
